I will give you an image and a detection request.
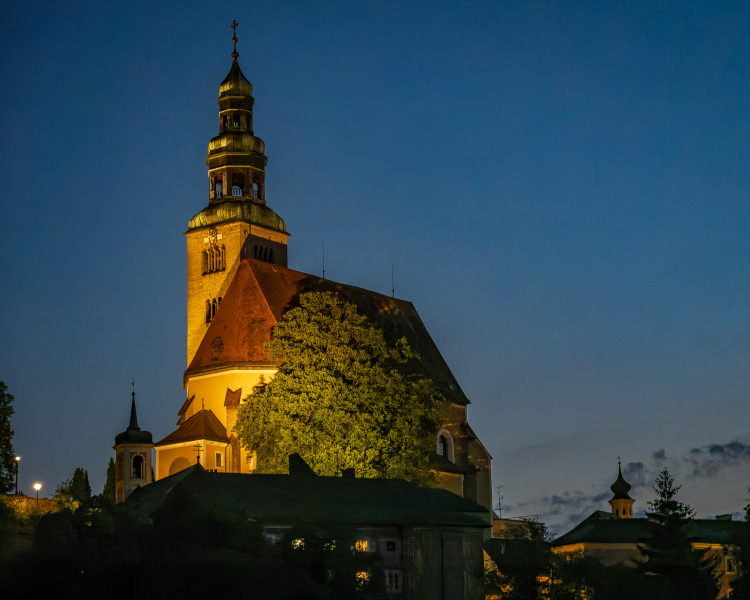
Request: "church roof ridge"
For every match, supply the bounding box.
[185,258,470,405]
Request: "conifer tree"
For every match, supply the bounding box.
[102,457,116,502]
[641,467,714,599]
[235,292,440,483]
[0,382,15,493]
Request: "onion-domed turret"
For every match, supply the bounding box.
[206,20,268,205]
[610,464,632,500]
[608,460,635,518]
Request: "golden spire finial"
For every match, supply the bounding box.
[231,19,239,59]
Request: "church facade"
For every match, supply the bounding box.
[150,29,492,513]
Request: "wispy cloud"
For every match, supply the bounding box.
[684,441,750,478]
[510,439,750,535]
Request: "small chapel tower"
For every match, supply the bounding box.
[608,460,635,518]
[113,385,154,503]
[185,21,290,365]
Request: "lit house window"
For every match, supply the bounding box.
[355,539,369,552]
[215,452,222,468]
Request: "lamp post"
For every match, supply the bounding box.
[14,456,19,495]
[33,483,41,508]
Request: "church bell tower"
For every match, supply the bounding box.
[608,460,635,518]
[113,385,154,503]
[185,22,290,365]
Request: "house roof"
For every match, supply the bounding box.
[125,458,490,529]
[186,259,469,405]
[553,510,746,546]
[154,409,229,447]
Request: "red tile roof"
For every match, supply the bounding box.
[177,395,195,425]
[155,409,229,447]
[185,258,469,405]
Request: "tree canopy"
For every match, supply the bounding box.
[0,381,15,493]
[54,467,92,506]
[234,291,440,483]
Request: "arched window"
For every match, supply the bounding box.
[220,245,226,270]
[212,299,217,319]
[201,250,208,274]
[205,300,211,323]
[232,185,242,197]
[215,181,222,199]
[232,112,239,127]
[252,182,259,198]
[436,430,455,463]
[132,455,144,479]
[221,115,228,131]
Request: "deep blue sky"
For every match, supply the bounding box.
[3,1,750,532]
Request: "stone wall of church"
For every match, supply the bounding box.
[186,221,250,365]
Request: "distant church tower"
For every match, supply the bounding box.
[113,385,154,503]
[608,460,635,518]
[185,21,289,365]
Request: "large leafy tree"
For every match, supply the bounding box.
[0,382,15,493]
[235,291,440,483]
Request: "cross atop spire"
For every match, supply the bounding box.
[231,19,239,59]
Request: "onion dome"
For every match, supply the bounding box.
[219,57,253,99]
[610,463,632,500]
[219,20,253,99]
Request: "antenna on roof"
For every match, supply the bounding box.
[495,485,504,518]
[322,242,326,280]
[391,263,395,298]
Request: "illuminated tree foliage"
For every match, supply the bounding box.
[0,381,15,493]
[235,291,440,483]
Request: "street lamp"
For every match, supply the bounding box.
[14,456,19,495]
[33,483,41,508]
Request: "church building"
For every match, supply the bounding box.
[148,25,492,513]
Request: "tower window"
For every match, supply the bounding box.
[252,182,259,198]
[215,182,222,199]
[436,430,455,463]
[203,245,225,275]
[232,112,239,127]
[132,455,144,479]
[232,185,242,197]
[221,115,228,131]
